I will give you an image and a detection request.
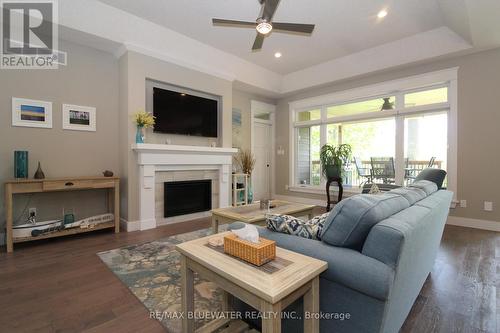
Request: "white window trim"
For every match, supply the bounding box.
[288,68,458,200]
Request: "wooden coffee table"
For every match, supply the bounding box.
[176,232,328,333]
[211,200,315,233]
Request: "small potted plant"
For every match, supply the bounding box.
[132,110,155,143]
[320,143,352,181]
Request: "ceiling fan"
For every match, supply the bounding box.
[212,0,315,51]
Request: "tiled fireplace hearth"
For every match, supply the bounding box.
[132,143,237,230]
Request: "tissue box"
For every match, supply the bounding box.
[223,233,276,266]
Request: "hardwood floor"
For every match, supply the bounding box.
[402,224,499,333]
[0,209,498,332]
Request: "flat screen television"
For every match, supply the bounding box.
[153,87,218,137]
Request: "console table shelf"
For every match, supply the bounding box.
[12,221,115,244]
[232,173,248,206]
[4,176,120,253]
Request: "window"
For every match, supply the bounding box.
[404,87,447,107]
[254,112,271,120]
[404,112,448,186]
[296,125,320,186]
[297,109,321,121]
[327,96,395,118]
[342,119,395,186]
[290,69,457,195]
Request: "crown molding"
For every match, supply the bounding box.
[121,43,237,82]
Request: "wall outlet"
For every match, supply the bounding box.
[484,201,493,212]
[460,200,467,208]
[29,208,37,217]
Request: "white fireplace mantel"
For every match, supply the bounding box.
[132,143,237,230]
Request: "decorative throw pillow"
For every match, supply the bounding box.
[266,212,329,240]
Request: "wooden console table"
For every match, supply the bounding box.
[4,176,120,253]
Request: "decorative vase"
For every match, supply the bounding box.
[247,177,254,203]
[14,151,29,179]
[135,125,144,143]
[34,162,45,179]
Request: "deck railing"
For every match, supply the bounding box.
[310,160,443,187]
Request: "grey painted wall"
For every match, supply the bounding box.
[274,47,500,223]
[0,40,120,233]
[232,89,276,152]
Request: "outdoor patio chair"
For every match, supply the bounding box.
[370,157,395,184]
[354,156,372,187]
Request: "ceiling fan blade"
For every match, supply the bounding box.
[212,18,257,28]
[262,0,281,21]
[252,33,265,51]
[272,22,315,34]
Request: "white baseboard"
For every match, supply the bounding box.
[447,216,500,232]
[120,218,141,232]
[273,194,326,207]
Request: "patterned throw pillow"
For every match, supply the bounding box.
[266,212,329,240]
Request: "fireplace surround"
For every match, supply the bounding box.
[132,143,237,231]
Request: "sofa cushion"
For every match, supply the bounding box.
[321,193,410,250]
[388,187,427,205]
[266,212,328,240]
[409,180,438,195]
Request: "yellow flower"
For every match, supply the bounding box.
[133,110,156,129]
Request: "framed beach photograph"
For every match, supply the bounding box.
[62,104,96,131]
[12,98,53,128]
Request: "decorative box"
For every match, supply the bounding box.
[223,233,276,266]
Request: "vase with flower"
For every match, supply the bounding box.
[132,110,155,143]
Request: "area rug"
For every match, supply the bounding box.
[97,227,228,332]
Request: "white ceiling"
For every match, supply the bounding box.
[54,0,500,95]
[98,0,449,74]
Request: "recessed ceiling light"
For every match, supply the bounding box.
[377,9,388,19]
[274,52,282,58]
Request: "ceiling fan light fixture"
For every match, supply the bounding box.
[377,9,388,19]
[256,21,273,35]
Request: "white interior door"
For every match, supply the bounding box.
[253,121,272,201]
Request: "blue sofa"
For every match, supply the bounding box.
[232,181,453,333]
